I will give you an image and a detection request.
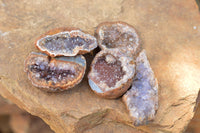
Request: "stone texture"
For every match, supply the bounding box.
[0,0,200,133]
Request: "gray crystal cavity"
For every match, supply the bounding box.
[123,50,158,126]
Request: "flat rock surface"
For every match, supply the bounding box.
[0,0,200,133]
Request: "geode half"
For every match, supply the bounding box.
[95,21,140,54]
[35,28,97,57]
[88,49,135,99]
[122,50,158,126]
[24,52,86,92]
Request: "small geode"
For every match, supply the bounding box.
[95,21,140,54]
[88,49,135,99]
[35,27,97,57]
[24,52,86,92]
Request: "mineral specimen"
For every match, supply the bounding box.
[88,49,135,99]
[95,21,140,54]
[122,50,158,126]
[24,52,86,91]
[35,28,97,57]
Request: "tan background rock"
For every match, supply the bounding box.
[0,0,200,133]
[0,95,53,133]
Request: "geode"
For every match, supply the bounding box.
[35,27,97,57]
[95,21,140,54]
[88,49,135,99]
[122,50,158,126]
[24,52,86,92]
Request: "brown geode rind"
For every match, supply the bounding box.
[24,52,86,92]
[88,49,135,99]
[35,27,97,57]
[95,21,140,54]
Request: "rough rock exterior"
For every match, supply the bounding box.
[0,0,200,133]
[123,50,158,126]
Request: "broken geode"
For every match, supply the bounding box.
[122,50,158,126]
[24,52,86,92]
[88,49,135,99]
[95,21,140,54]
[35,27,97,57]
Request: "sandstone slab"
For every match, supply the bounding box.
[0,0,200,133]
